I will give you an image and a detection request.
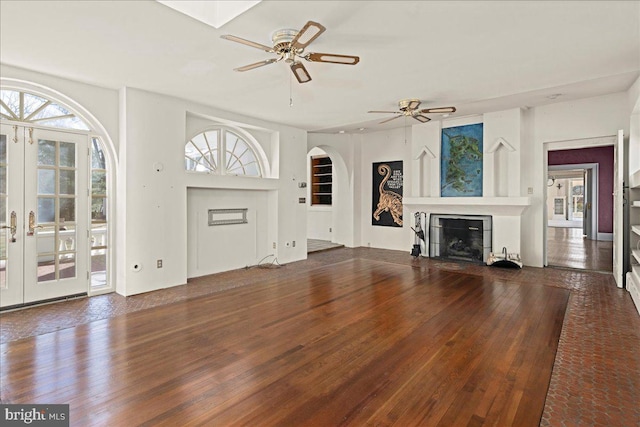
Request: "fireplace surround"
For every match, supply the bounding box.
[429,214,492,263]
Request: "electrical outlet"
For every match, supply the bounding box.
[329,227,332,233]
[292,240,296,247]
[157,259,163,268]
[273,242,276,249]
[528,187,533,194]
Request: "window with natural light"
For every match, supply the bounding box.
[185,127,262,177]
[90,138,108,289]
[0,89,89,130]
[1,89,109,290]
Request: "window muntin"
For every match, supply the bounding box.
[0,90,89,130]
[185,128,262,177]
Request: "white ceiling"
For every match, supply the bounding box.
[1,1,639,134]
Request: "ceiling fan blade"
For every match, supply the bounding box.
[306,52,360,65]
[290,21,326,50]
[420,106,457,114]
[407,100,421,110]
[221,35,274,53]
[234,58,278,72]
[379,115,403,124]
[368,110,401,114]
[413,115,431,123]
[290,62,312,83]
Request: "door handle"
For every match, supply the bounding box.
[27,210,43,236]
[2,211,17,242]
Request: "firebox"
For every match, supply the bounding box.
[429,214,492,263]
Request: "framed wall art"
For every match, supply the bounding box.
[441,123,483,197]
[372,161,403,227]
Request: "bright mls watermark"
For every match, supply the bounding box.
[1,404,69,426]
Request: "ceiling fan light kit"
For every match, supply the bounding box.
[368,99,457,124]
[221,20,360,83]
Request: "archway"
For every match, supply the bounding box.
[0,80,116,307]
[306,145,353,251]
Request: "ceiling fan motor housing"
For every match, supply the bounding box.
[272,29,303,62]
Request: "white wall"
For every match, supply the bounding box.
[483,109,522,197]
[2,66,307,297]
[628,76,640,173]
[307,206,332,241]
[311,94,631,267]
[307,133,357,247]
[120,87,308,296]
[522,92,629,266]
[411,122,441,198]
[121,88,188,295]
[358,127,413,251]
[534,93,629,144]
[0,65,120,153]
[408,111,525,258]
[306,147,332,241]
[4,64,636,293]
[187,188,273,277]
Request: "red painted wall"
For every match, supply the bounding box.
[548,146,614,233]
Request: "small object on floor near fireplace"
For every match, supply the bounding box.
[410,212,426,257]
[486,247,523,269]
[411,244,421,257]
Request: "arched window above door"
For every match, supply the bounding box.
[0,89,90,130]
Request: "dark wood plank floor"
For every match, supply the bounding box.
[547,227,612,271]
[1,259,569,426]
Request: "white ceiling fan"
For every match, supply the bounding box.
[369,99,456,124]
[221,20,360,84]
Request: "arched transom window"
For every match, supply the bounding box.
[0,89,89,130]
[185,127,262,177]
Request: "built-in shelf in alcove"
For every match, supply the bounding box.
[403,197,531,216]
[629,168,640,316]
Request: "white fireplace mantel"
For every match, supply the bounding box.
[403,197,531,216]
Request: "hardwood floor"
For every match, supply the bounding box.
[547,227,613,272]
[307,238,344,253]
[0,259,569,426]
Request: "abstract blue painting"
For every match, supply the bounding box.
[440,123,483,197]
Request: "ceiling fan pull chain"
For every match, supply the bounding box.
[289,71,293,107]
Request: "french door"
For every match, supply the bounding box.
[1,123,89,308]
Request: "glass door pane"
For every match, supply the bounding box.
[90,138,108,289]
[35,138,78,283]
[0,133,7,290]
[24,128,88,303]
[0,124,25,307]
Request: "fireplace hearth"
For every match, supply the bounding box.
[429,214,492,263]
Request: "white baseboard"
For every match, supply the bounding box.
[597,232,613,241]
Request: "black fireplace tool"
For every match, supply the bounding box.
[411,212,426,257]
